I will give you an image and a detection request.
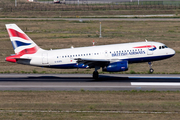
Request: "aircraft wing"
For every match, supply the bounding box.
[74,58,122,68]
[74,58,110,62]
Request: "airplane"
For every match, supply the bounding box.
[5,24,175,79]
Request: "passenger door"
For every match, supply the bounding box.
[42,52,48,64]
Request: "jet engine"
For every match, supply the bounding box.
[102,61,128,72]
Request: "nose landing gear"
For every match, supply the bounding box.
[148,62,154,73]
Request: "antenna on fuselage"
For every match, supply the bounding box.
[93,40,95,46]
[145,39,148,42]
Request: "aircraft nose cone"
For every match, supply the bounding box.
[170,48,175,55]
[172,49,175,55]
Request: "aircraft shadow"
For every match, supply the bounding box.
[0,74,180,82]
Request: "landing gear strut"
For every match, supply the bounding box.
[93,66,100,79]
[148,62,154,73]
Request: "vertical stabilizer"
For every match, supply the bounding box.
[5,24,40,55]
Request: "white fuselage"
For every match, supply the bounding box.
[20,41,175,68]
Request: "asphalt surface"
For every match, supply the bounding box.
[41,0,180,4]
[1,18,180,21]
[0,74,180,91]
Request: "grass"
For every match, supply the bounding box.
[1,10,180,18]
[0,112,179,120]
[0,91,180,119]
[1,0,180,18]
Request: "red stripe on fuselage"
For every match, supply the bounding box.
[8,29,30,40]
[133,45,156,48]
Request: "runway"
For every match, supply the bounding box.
[40,0,180,4]
[0,74,180,91]
[1,18,180,21]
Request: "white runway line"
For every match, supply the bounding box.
[131,82,180,86]
[129,76,180,79]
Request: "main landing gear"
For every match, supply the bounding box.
[93,66,100,79]
[148,62,154,73]
[93,71,99,79]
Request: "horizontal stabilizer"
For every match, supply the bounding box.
[5,55,31,63]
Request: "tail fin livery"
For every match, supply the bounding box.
[5,24,39,55]
[5,24,41,63]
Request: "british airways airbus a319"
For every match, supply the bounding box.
[5,24,175,79]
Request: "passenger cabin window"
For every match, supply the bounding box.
[159,46,161,49]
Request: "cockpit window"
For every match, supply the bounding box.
[159,45,168,49]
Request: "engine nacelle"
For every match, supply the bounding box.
[102,61,128,72]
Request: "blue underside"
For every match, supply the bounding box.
[49,54,174,69]
[50,63,88,69]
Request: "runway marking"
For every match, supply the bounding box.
[129,76,180,79]
[0,110,179,114]
[131,82,180,86]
